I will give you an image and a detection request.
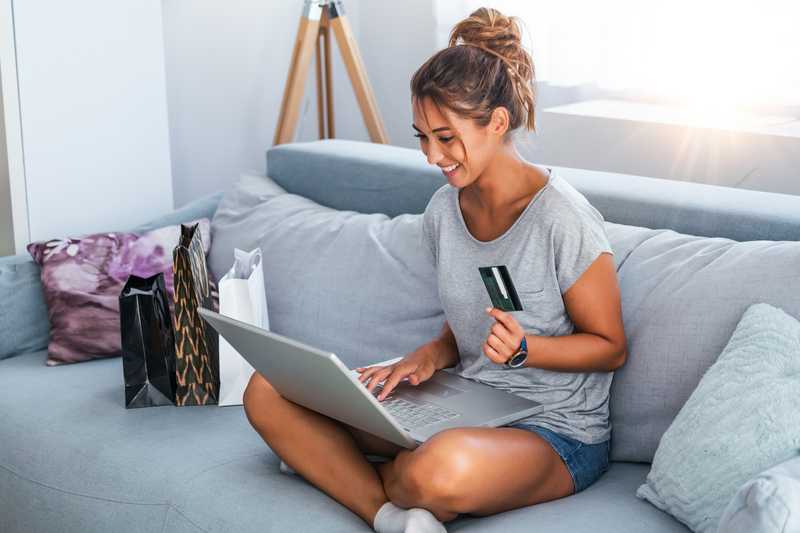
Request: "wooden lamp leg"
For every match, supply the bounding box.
[328,1,389,144]
[315,11,325,139]
[273,1,322,146]
[273,0,388,145]
[315,6,335,139]
[323,7,335,139]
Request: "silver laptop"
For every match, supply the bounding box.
[199,308,542,450]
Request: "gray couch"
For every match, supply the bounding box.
[2,139,800,533]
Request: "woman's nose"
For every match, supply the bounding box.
[426,144,443,166]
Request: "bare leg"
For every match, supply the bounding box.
[375,452,460,523]
[242,371,403,527]
[374,427,574,521]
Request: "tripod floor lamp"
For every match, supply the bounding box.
[273,0,389,146]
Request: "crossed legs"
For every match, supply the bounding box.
[242,371,574,527]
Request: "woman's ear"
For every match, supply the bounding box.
[488,106,510,138]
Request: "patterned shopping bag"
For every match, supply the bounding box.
[172,223,219,406]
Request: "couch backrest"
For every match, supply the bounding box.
[267,140,800,463]
[268,139,800,242]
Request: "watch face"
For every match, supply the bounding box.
[507,351,528,368]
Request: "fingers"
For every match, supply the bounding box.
[484,307,523,364]
[368,368,396,393]
[357,365,391,390]
[490,321,516,348]
[487,333,512,360]
[357,365,377,378]
[377,369,409,401]
[483,340,506,364]
[356,365,377,381]
[356,354,435,400]
[486,307,522,335]
[357,365,390,381]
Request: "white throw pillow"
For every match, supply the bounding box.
[636,303,800,533]
[717,455,800,533]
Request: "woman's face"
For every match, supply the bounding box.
[412,96,503,188]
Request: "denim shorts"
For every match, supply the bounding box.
[505,422,610,493]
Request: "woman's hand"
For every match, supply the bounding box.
[482,306,525,365]
[355,349,437,401]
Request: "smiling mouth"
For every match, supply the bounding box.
[441,163,460,172]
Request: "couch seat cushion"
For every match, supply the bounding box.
[1,350,685,532]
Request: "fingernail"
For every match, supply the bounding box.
[485,307,491,312]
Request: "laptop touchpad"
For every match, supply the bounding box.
[415,380,465,398]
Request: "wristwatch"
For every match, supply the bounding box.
[505,336,528,368]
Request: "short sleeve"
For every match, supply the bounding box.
[421,202,437,267]
[553,211,614,294]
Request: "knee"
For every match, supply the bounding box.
[398,431,474,508]
[242,372,279,428]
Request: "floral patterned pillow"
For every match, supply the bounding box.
[27,219,212,365]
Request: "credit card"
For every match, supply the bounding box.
[478,265,523,312]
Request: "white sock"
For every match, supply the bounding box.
[373,501,447,533]
[279,460,296,475]
[403,508,448,533]
[280,462,448,531]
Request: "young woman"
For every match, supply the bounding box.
[243,7,627,533]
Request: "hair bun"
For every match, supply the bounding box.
[448,7,530,82]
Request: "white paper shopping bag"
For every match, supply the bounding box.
[218,247,269,406]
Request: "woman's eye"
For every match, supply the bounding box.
[414,134,452,144]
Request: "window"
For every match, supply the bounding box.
[433,0,800,195]
[436,0,800,111]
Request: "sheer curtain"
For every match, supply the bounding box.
[434,0,800,111]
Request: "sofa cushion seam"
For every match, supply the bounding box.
[0,461,167,507]
[3,461,216,533]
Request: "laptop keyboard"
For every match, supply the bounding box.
[372,385,460,429]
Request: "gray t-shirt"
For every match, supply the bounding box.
[421,170,616,444]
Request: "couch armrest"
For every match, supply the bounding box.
[0,254,49,359]
[0,190,225,360]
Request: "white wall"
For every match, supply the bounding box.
[0,0,27,255]
[164,1,799,204]
[9,0,174,243]
[0,74,12,256]
[354,0,437,149]
[163,0,371,207]
[163,0,442,207]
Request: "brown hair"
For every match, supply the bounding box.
[410,7,536,139]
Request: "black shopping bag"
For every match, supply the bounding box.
[119,273,177,408]
[172,222,219,406]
